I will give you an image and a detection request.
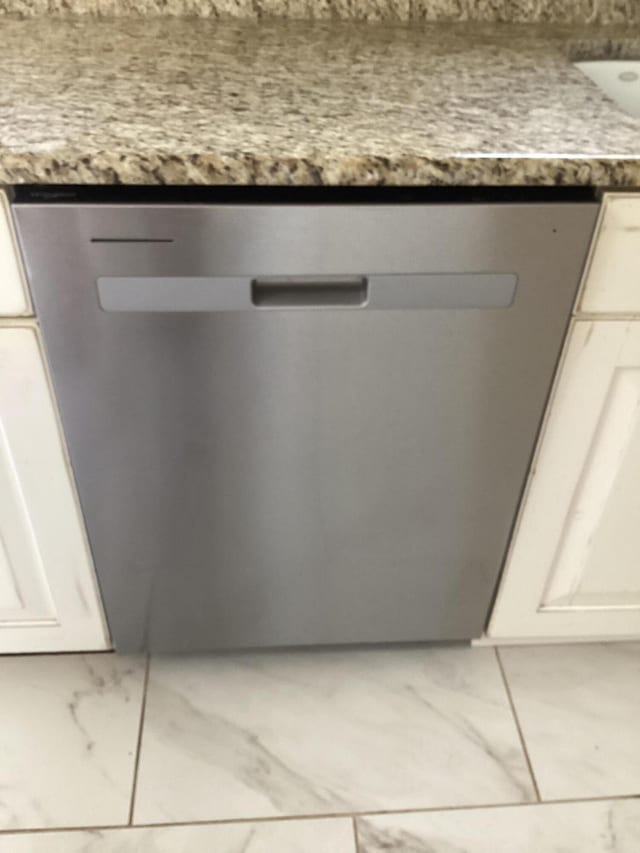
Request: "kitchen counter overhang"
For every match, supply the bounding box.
[1,15,640,186]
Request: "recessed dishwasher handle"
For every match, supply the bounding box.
[252,277,368,308]
[96,273,517,312]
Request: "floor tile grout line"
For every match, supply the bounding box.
[128,653,151,826]
[4,793,640,836]
[494,646,542,803]
[352,815,360,853]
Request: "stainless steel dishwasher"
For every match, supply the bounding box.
[13,193,598,652]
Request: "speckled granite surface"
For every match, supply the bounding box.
[0,16,639,186]
[1,0,638,24]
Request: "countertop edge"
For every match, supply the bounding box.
[3,152,640,187]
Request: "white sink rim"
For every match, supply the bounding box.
[574,59,640,119]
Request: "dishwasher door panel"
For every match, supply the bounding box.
[13,202,598,651]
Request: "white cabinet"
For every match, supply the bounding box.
[0,191,30,316]
[579,194,640,315]
[489,321,640,640]
[0,325,109,652]
[489,192,640,642]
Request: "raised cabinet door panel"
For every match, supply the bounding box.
[0,425,57,622]
[0,191,30,316]
[0,325,108,652]
[488,320,640,639]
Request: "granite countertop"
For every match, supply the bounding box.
[1,15,640,186]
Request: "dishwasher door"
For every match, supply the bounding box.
[14,201,598,652]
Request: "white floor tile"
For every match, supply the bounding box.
[0,817,355,852]
[0,654,145,830]
[357,798,640,852]
[133,646,534,823]
[500,643,640,800]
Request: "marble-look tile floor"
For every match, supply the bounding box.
[0,643,639,851]
[134,647,534,822]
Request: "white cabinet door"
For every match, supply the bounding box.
[0,191,30,316]
[489,320,640,640]
[0,325,109,652]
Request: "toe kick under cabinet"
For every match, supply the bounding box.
[0,191,108,653]
[489,193,640,641]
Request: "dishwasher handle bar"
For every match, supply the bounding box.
[96,273,517,312]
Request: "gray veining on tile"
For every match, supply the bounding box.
[0,654,145,830]
[0,0,638,24]
[357,798,640,852]
[133,646,534,824]
[499,643,640,800]
[0,16,639,187]
[0,817,356,851]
